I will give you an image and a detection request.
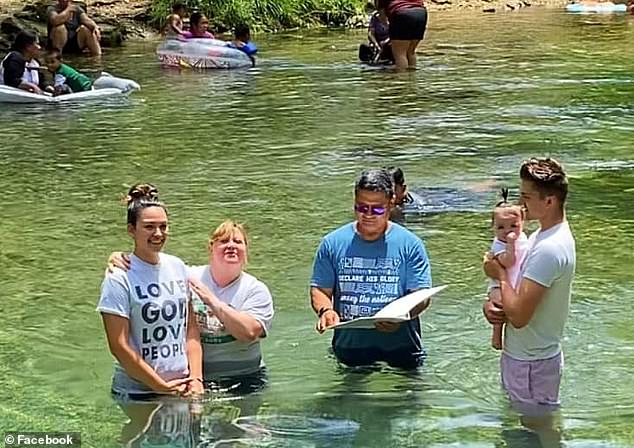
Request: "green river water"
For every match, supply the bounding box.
[1,8,633,448]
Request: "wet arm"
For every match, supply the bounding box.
[368,26,380,47]
[498,276,547,329]
[48,6,74,27]
[311,286,334,315]
[185,302,203,379]
[207,300,264,343]
[80,11,99,32]
[101,313,171,391]
[169,15,184,34]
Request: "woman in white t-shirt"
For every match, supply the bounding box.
[98,183,203,400]
[188,220,274,392]
[108,219,274,393]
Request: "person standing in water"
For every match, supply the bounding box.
[484,158,575,419]
[311,168,432,368]
[377,0,427,70]
[107,219,274,393]
[97,183,203,400]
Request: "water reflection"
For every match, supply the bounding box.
[122,392,268,448]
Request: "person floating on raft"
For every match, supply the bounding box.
[44,49,92,95]
[182,11,215,39]
[1,30,44,94]
[162,2,187,38]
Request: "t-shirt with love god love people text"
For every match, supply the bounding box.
[97,253,190,395]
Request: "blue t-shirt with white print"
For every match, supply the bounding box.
[311,222,432,367]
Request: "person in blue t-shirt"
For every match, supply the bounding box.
[310,168,433,369]
[228,23,257,66]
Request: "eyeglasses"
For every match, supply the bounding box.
[354,203,387,216]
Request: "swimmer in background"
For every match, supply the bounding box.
[163,3,186,38]
[228,23,257,66]
[387,166,413,221]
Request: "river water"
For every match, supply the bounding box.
[1,8,633,448]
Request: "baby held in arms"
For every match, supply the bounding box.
[487,189,529,350]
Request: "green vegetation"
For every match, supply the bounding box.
[150,0,367,31]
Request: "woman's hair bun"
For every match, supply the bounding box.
[125,183,160,205]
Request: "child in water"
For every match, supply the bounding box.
[359,1,393,64]
[163,3,186,38]
[229,24,257,66]
[487,189,529,349]
[368,6,392,63]
[388,166,412,221]
[44,49,92,95]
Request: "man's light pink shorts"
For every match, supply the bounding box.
[501,351,563,414]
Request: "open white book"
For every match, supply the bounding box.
[327,285,447,330]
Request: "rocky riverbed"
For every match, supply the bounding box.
[0,0,153,52]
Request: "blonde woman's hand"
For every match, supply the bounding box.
[107,251,130,273]
[188,278,220,308]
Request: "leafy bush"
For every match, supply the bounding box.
[150,0,367,31]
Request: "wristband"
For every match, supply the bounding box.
[192,377,204,384]
[318,307,333,318]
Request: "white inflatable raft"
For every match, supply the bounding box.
[0,73,140,104]
[157,38,253,69]
[565,2,627,12]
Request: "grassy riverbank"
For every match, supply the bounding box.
[150,0,367,30]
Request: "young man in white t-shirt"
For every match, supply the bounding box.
[483,158,575,418]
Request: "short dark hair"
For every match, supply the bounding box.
[355,168,394,199]
[12,30,38,53]
[386,166,405,187]
[519,158,568,204]
[172,2,185,12]
[189,11,205,27]
[234,23,250,40]
[45,48,62,61]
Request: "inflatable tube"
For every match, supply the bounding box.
[157,38,253,69]
[0,86,127,103]
[0,74,140,104]
[566,2,627,12]
[92,72,141,92]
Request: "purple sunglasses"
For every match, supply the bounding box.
[354,203,387,216]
